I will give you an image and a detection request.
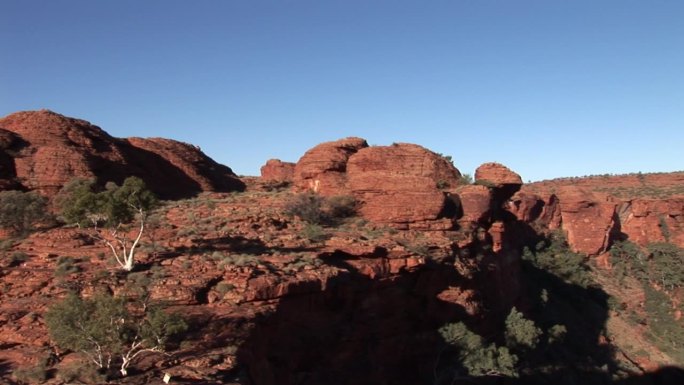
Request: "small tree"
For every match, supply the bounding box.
[0,190,49,235]
[504,307,542,350]
[45,292,186,377]
[56,177,158,271]
[439,322,519,378]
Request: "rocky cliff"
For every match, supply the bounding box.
[517,173,684,255]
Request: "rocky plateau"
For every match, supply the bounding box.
[0,111,683,385]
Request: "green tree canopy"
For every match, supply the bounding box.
[56,176,157,227]
[45,292,186,377]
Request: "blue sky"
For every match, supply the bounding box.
[1,1,682,181]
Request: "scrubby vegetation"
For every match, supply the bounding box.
[0,190,50,235]
[611,240,684,361]
[284,192,356,225]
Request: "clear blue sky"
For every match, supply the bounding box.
[1,1,682,181]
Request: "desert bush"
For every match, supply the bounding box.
[285,193,357,225]
[459,173,474,185]
[215,282,235,296]
[301,223,328,243]
[0,190,50,235]
[647,242,684,290]
[283,254,323,273]
[523,232,592,288]
[325,195,357,219]
[439,322,518,378]
[218,253,260,269]
[284,192,327,224]
[12,357,48,384]
[56,362,106,384]
[54,256,81,278]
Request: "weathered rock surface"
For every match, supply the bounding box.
[293,137,368,195]
[0,110,244,198]
[126,137,244,197]
[455,185,492,225]
[346,143,462,229]
[619,198,684,248]
[475,162,523,188]
[508,191,562,230]
[260,159,295,182]
[554,187,617,255]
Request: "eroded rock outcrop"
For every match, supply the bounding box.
[260,159,295,182]
[347,143,462,229]
[0,110,244,198]
[619,198,684,248]
[553,187,617,255]
[293,137,368,195]
[522,172,684,254]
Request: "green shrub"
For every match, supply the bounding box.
[505,307,542,350]
[284,193,326,224]
[56,362,106,384]
[218,254,260,269]
[12,358,48,384]
[301,223,328,243]
[8,251,28,266]
[459,173,474,185]
[285,193,357,225]
[325,195,357,218]
[54,256,81,278]
[0,190,50,235]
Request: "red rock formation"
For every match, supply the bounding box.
[293,137,368,195]
[524,172,684,254]
[0,110,244,198]
[555,186,617,255]
[619,198,684,248]
[125,137,244,196]
[455,185,492,225]
[508,191,562,230]
[475,162,523,187]
[260,159,295,182]
[346,143,462,229]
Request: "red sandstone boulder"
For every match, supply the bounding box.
[475,162,522,188]
[0,110,244,198]
[555,186,617,256]
[347,143,462,229]
[293,137,368,195]
[260,159,296,182]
